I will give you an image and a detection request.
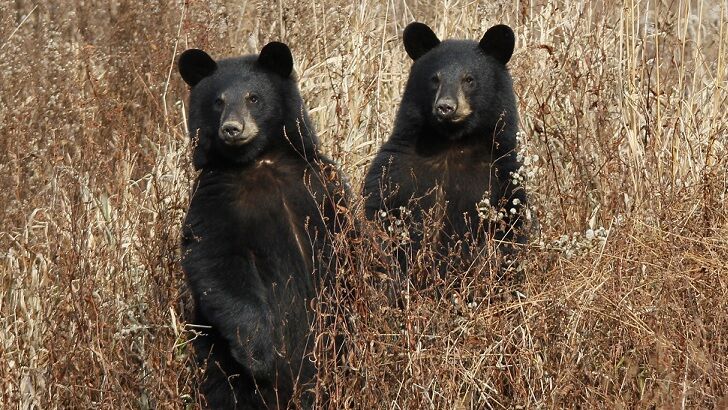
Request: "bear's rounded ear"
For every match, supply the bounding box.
[403,22,440,60]
[479,24,515,64]
[178,49,218,86]
[258,42,294,78]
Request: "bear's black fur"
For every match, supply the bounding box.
[363,23,527,278]
[179,43,349,409]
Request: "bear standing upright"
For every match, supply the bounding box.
[178,42,349,409]
[363,23,527,278]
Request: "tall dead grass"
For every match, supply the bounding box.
[0,0,726,408]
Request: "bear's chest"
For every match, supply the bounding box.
[414,148,494,205]
[187,158,323,246]
[236,163,323,228]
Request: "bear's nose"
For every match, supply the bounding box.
[435,99,457,119]
[220,121,244,140]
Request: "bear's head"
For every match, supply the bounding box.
[399,22,517,141]
[179,42,316,169]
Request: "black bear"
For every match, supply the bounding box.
[363,23,527,279]
[178,42,349,409]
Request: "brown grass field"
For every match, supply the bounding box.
[1,0,727,408]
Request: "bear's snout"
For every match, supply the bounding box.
[435,98,457,120]
[219,121,251,145]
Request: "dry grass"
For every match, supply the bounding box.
[1,0,727,408]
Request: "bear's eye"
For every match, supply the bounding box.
[213,97,225,109]
[463,75,475,85]
[430,75,440,85]
[248,94,259,104]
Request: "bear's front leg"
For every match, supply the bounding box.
[189,257,277,382]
